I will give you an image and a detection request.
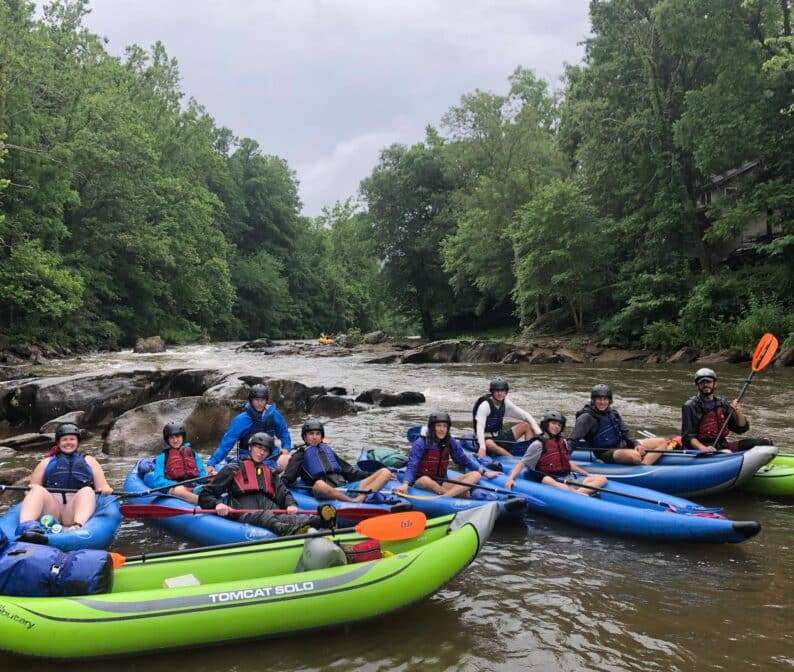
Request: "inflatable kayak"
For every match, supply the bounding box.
[355,449,526,520]
[122,470,276,544]
[566,444,777,496]
[0,505,497,659]
[489,470,759,543]
[741,454,794,496]
[288,486,413,524]
[0,495,121,551]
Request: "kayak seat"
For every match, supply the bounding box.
[295,535,347,572]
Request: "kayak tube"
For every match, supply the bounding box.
[0,504,497,659]
[0,495,121,551]
[741,454,794,496]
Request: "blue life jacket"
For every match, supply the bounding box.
[238,406,278,458]
[0,543,112,597]
[590,410,623,449]
[472,395,506,435]
[302,444,343,481]
[44,452,94,490]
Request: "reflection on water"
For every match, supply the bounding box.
[2,343,794,670]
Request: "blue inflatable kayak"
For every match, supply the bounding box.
[489,470,759,543]
[122,470,276,545]
[287,486,412,524]
[0,494,121,551]
[354,449,526,520]
[568,444,777,496]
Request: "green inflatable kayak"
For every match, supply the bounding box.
[741,455,794,496]
[0,504,497,660]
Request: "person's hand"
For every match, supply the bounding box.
[215,502,230,516]
[388,471,398,481]
[484,470,499,479]
[206,465,217,476]
[395,482,409,494]
[98,486,113,495]
[730,400,744,414]
[286,505,298,514]
[504,478,514,491]
[635,445,646,458]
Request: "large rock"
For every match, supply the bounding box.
[309,395,357,417]
[402,340,460,364]
[363,353,401,364]
[557,348,586,364]
[3,432,53,451]
[267,379,313,418]
[377,391,425,407]
[776,347,794,367]
[595,349,647,363]
[458,341,514,363]
[134,336,166,353]
[39,410,85,434]
[696,350,748,365]
[501,350,532,364]
[237,338,274,350]
[0,467,29,485]
[528,349,563,364]
[363,330,387,345]
[668,347,699,364]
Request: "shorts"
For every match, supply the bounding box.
[528,469,570,483]
[491,428,518,446]
[46,491,76,518]
[592,448,619,463]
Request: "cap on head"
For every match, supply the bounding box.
[249,432,275,456]
[162,420,187,442]
[301,418,324,438]
[590,384,613,401]
[54,423,81,442]
[489,377,509,393]
[694,368,717,384]
[248,384,269,401]
[540,411,567,434]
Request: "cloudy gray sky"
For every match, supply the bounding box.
[81,1,591,216]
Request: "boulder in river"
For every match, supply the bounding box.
[133,336,166,353]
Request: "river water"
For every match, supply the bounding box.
[2,342,794,671]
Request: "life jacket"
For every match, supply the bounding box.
[472,394,506,435]
[697,401,729,442]
[590,410,623,449]
[535,436,571,475]
[302,444,343,481]
[417,437,451,479]
[0,543,112,597]
[238,405,276,456]
[163,444,200,481]
[232,459,275,498]
[43,452,94,491]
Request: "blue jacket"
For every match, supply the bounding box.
[403,436,482,485]
[207,402,292,467]
[143,443,208,490]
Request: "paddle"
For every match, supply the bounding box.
[711,332,779,447]
[0,475,211,498]
[120,503,389,522]
[110,510,428,567]
[541,473,723,513]
[406,426,530,457]
[430,476,541,508]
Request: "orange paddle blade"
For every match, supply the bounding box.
[355,510,426,540]
[752,332,779,371]
[110,552,126,569]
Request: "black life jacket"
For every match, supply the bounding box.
[472,394,506,435]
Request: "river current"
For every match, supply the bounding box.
[2,342,793,671]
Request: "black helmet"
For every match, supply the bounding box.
[590,384,613,401]
[248,384,269,401]
[428,411,452,431]
[162,421,187,442]
[301,419,325,438]
[540,411,567,434]
[249,432,276,456]
[489,377,509,393]
[54,423,81,442]
[694,368,717,384]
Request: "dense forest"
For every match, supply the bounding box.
[1,0,792,351]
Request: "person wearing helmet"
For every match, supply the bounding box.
[199,432,327,535]
[141,421,209,504]
[282,419,396,502]
[565,384,671,464]
[472,378,541,457]
[504,411,607,495]
[206,383,292,473]
[396,412,499,498]
[682,368,771,452]
[14,423,113,543]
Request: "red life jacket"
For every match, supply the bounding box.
[417,438,451,479]
[233,459,275,498]
[697,405,728,441]
[536,436,571,474]
[164,446,200,481]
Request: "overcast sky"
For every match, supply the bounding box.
[80,1,591,216]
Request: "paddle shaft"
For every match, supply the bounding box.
[407,426,524,445]
[0,476,206,497]
[120,504,318,519]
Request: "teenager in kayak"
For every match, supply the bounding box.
[15,423,113,542]
[567,384,671,464]
[396,412,500,498]
[141,421,209,504]
[682,368,772,452]
[199,432,326,535]
[504,411,606,495]
[282,419,396,502]
[472,377,542,457]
